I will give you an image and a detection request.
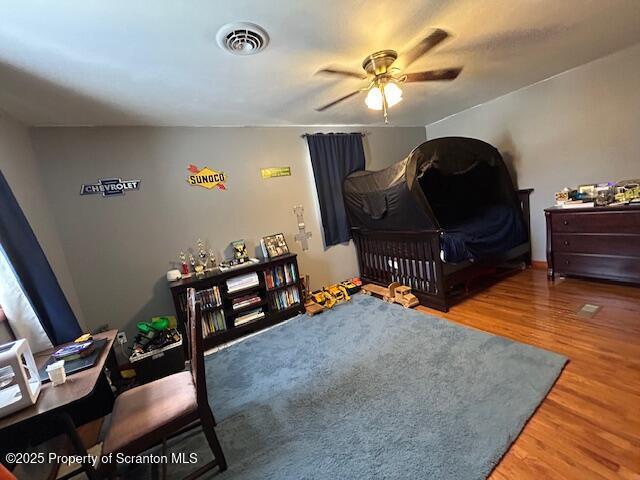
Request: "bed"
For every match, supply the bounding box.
[343,137,532,311]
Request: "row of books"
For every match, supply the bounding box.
[234,308,265,327]
[202,309,227,337]
[232,293,262,311]
[268,286,300,311]
[226,272,260,293]
[196,286,222,310]
[264,263,297,290]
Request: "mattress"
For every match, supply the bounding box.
[440,204,527,263]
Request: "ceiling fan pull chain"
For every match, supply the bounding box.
[382,89,389,124]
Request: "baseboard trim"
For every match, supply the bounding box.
[531,260,548,271]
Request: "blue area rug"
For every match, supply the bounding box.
[124,294,566,479]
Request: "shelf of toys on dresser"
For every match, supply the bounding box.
[169,253,305,354]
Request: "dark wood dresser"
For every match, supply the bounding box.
[545,205,640,284]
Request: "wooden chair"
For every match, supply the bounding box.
[100,288,227,479]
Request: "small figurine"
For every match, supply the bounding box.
[189,253,196,273]
[232,240,249,262]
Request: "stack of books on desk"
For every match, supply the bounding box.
[226,272,260,293]
[52,340,95,361]
[234,308,265,326]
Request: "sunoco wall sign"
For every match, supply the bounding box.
[186,164,227,190]
[80,178,141,197]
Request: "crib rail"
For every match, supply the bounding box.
[351,189,533,312]
[351,228,447,308]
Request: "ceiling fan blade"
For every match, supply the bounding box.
[404,67,462,82]
[401,28,450,68]
[315,90,362,111]
[316,67,367,80]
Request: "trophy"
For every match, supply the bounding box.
[196,239,208,267]
[189,253,196,273]
[194,239,207,277]
[208,248,217,270]
[178,251,189,275]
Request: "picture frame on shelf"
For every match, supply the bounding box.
[260,233,289,259]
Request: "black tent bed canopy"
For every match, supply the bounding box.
[343,137,533,312]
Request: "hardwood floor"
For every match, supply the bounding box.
[416,269,640,479]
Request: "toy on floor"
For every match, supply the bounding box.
[304,300,325,316]
[340,278,361,295]
[311,290,336,309]
[324,284,350,303]
[301,275,325,316]
[132,316,181,355]
[302,277,359,315]
[361,282,419,308]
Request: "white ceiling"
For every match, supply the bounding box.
[0,0,639,127]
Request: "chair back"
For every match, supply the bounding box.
[186,288,209,407]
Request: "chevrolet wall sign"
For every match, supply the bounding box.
[80,178,141,197]
[187,164,227,190]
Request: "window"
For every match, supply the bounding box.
[0,245,52,352]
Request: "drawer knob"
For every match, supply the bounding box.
[563,240,570,246]
[563,220,569,226]
[565,260,570,265]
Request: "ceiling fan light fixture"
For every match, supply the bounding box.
[365,86,383,110]
[365,81,403,111]
[383,81,403,108]
[316,28,457,122]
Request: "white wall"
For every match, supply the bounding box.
[30,126,425,337]
[0,111,85,327]
[426,43,640,261]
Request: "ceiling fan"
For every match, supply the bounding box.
[315,29,462,123]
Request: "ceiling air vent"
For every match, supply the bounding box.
[216,22,269,55]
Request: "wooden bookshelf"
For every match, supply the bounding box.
[169,253,304,352]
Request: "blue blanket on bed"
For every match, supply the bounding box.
[441,205,527,263]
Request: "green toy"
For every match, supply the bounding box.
[136,316,170,334]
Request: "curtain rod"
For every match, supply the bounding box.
[301,132,367,138]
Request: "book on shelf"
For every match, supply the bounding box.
[260,233,289,259]
[226,271,260,293]
[268,285,300,311]
[195,286,222,310]
[234,308,265,326]
[232,293,262,310]
[264,262,298,290]
[202,308,227,337]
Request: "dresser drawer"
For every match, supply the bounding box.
[552,210,640,234]
[554,253,640,283]
[553,234,640,256]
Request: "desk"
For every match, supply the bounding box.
[0,330,117,479]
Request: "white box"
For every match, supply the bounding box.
[0,339,42,418]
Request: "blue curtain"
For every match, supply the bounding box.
[306,133,366,246]
[0,170,81,345]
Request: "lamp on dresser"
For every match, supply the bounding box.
[545,204,640,284]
